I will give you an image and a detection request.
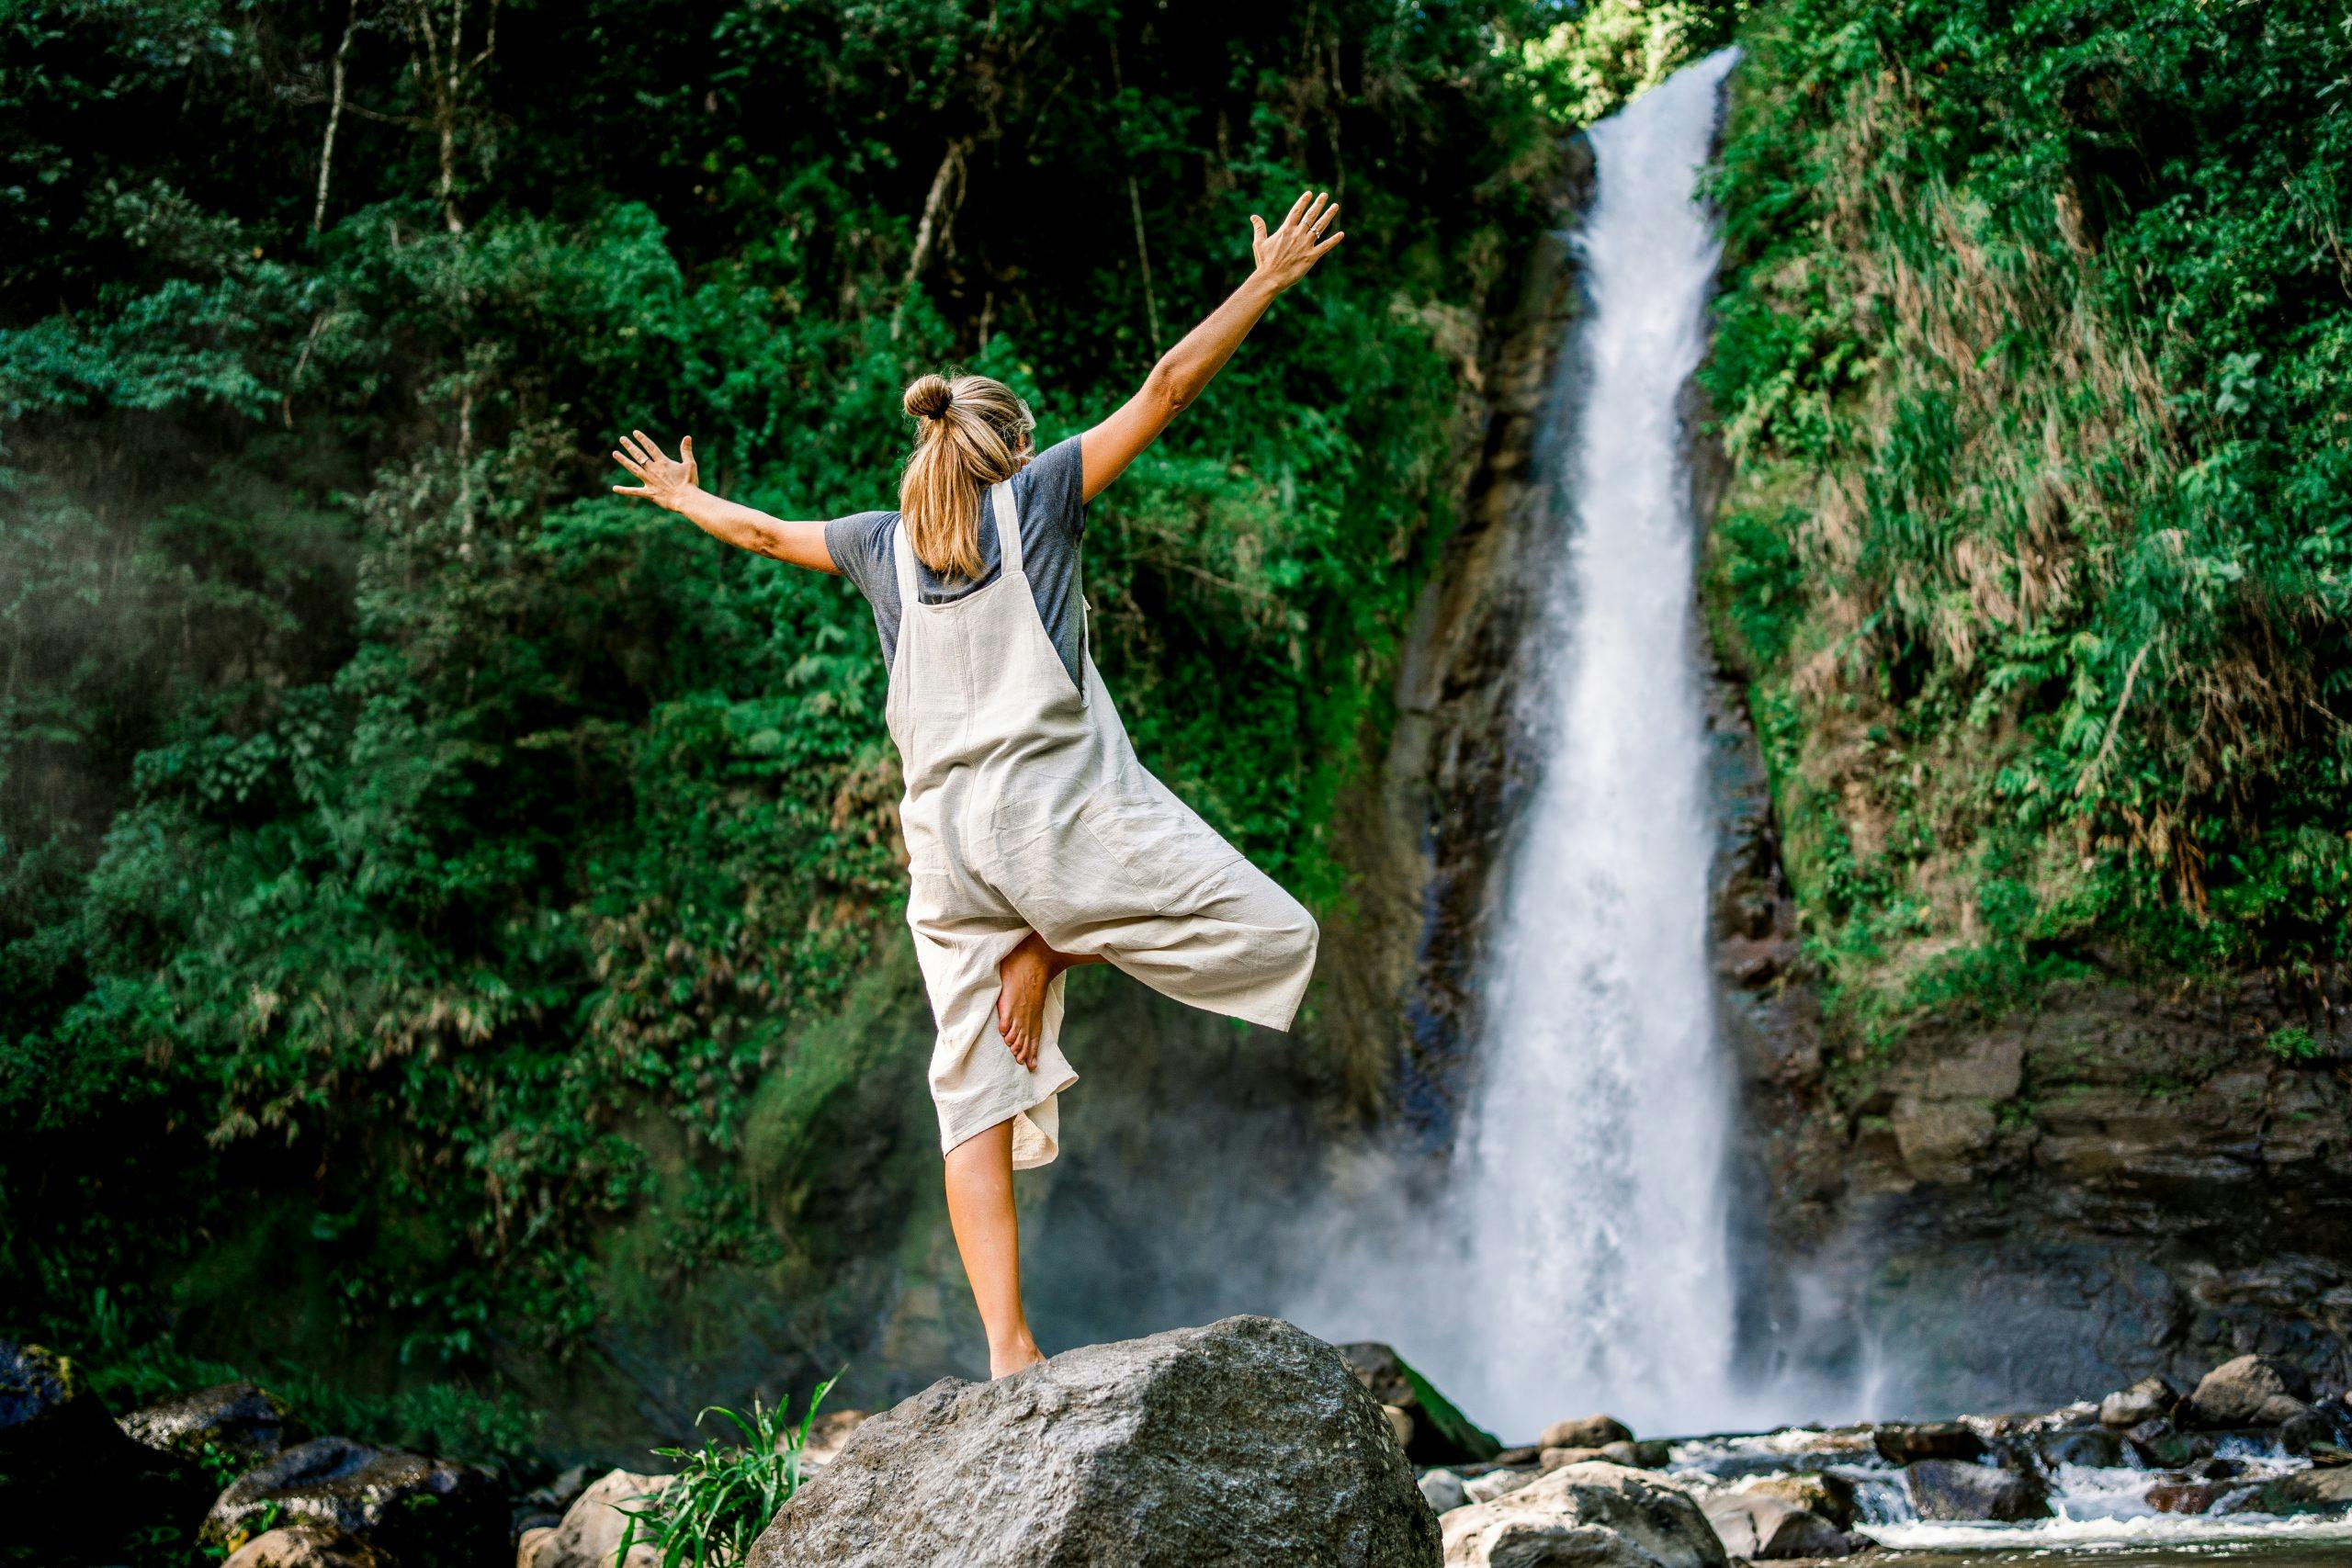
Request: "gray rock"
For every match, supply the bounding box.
[522,1468,670,1568]
[1699,1493,1851,1560]
[120,1381,302,1467]
[1465,1468,1543,1504]
[2098,1376,2177,1428]
[2030,1427,2127,1469]
[1873,1422,1987,1464]
[2257,1466,2352,1514]
[748,1315,1441,1567]
[1540,1414,1635,1451]
[1421,1469,1469,1515]
[1734,1473,1858,1530]
[1905,1459,2051,1522]
[1,1340,209,1561]
[2186,1355,2312,1428]
[1441,1461,1728,1568]
[204,1435,507,1566]
[1341,1342,1503,1466]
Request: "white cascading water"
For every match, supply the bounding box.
[1435,49,1749,1440]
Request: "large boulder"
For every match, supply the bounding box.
[121,1381,303,1468]
[748,1315,1440,1567]
[2251,1467,2352,1515]
[0,1341,210,1559]
[1340,1343,1502,1466]
[2098,1376,2177,1429]
[2185,1355,2312,1428]
[1698,1494,1850,1560]
[221,1524,392,1567]
[1440,1462,1728,1568]
[204,1435,507,1566]
[1905,1459,2050,1522]
[520,1468,671,1568]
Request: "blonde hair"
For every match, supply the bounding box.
[899,372,1035,579]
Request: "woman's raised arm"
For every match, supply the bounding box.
[1079,188,1344,502]
[611,431,837,572]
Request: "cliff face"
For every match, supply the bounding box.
[1692,426,2352,1414]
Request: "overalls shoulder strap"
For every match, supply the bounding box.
[890,513,921,604]
[989,479,1023,575]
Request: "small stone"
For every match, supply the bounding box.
[1539,1414,1634,1450]
[1442,1461,1728,1568]
[1701,1493,1852,1560]
[1420,1469,1468,1514]
[1905,1459,2050,1522]
[1873,1422,1987,1465]
[119,1382,302,1467]
[1539,1445,1608,1472]
[1738,1472,1859,1529]
[2185,1355,2312,1429]
[2145,1479,2233,1516]
[2098,1376,2177,1429]
[525,1469,671,1568]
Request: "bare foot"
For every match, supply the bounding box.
[994,933,1054,1069]
[989,1334,1046,1379]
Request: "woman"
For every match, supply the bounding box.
[611,189,1343,1378]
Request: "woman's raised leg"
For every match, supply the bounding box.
[942,1117,1046,1378]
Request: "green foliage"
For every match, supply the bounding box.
[2265,1025,2323,1063]
[1703,0,2352,1028]
[619,1382,838,1567]
[0,0,1556,1440]
[1521,0,1749,123]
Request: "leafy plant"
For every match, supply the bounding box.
[617,1376,841,1568]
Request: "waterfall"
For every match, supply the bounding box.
[1439,47,1747,1441]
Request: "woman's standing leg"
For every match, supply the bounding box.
[942,1118,1046,1378]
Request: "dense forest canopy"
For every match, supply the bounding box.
[1703,0,2352,1036]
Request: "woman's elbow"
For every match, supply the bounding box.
[1142,360,1193,418]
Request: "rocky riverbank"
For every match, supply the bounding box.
[16,1321,2351,1566]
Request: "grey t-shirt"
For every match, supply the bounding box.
[823,434,1087,688]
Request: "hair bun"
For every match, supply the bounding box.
[904,374,954,421]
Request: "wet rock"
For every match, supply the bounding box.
[2098,1376,2177,1428]
[1701,1493,1851,1560]
[2185,1354,2313,1428]
[748,1316,1441,1568]
[1422,1469,1469,1514]
[1905,1459,2051,1522]
[1441,1461,1729,1568]
[204,1435,508,1565]
[120,1381,302,1467]
[2145,1478,2235,1516]
[1736,1472,1859,1530]
[1342,1341,1504,1466]
[1540,1414,1635,1450]
[2030,1427,2127,1469]
[2018,1401,2102,1432]
[523,1469,669,1568]
[524,1462,593,1510]
[2278,1406,2334,1453]
[1872,1422,1987,1464]
[221,1524,392,1567]
[2251,1466,2352,1514]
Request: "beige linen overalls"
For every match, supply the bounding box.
[888,479,1319,1169]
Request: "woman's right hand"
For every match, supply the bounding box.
[611,429,698,511]
[1250,189,1344,292]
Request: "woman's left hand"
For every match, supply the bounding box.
[611,430,698,510]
